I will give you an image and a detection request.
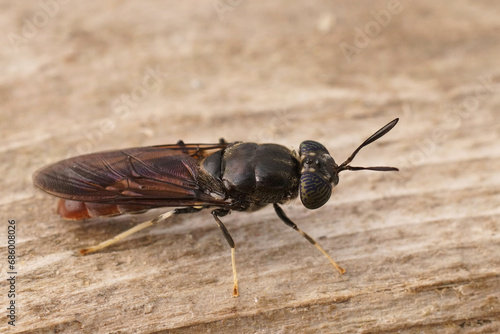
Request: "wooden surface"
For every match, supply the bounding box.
[2,1,500,333]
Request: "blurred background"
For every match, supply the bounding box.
[2,1,500,333]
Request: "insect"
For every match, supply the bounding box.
[33,118,399,297]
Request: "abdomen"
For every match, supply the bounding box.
[57,199,149,220]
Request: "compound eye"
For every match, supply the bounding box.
[299,141,328,156]
[300,172,332,209]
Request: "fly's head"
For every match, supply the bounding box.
[298,118,400,210]
[299,141,338,209]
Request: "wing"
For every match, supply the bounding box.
[33,143,229,207]
[151,142,228,160]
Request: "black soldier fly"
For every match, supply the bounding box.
[33,118,399,297]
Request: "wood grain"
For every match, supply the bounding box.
[1,1,500,333]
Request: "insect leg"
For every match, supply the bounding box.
[211,209,239,297]
[79,207,204,255]
[273,203,345,274]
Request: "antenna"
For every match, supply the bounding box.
[337,118,399,173]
